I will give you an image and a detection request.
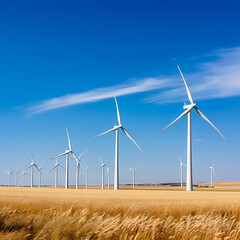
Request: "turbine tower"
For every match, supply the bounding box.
[75,149,87,189]
[106,168,111,190]
[38,165,44,187]
[50,128,79,189]
[129,168,137,189]
[27,153,40,188]
[178,156,185,187]
[97,155,109,190]
[49,158,64,188]
[162,66,226,191]
[6,171,14,187]
[15,169,21,187]
[21,171,29,187]
[210,163,216,188]
[82,162,93,189]
[92,97,143,190]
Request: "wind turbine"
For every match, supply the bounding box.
[106,168,111,190]
[21,171,29,187]
[92,97,143,190]
[129,168,137,189]
[82,162,93,189]
[178,156,185,187]
[14,169,21,187]
[210,163,216,188]
[97,154,109,190]
[27,153,40,188]
[49,158,64,188]
[162,65,226,191]
[6,171,14,187]
[75,149,87,189]
[50,128,79,189]
[38,165,44,187]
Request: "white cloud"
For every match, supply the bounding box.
[29,77,175,114]
[146,46,240,103]
[29,46,240,114]
[194,138,203,142]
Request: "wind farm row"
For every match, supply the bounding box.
[4,66,225,191]
[5,153,217,189]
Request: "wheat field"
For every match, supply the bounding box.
[0,186,240,239]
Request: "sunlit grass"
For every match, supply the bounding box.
[0,186,240,239]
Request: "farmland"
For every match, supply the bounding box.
[0,184,240,239]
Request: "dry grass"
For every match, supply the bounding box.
[0,187,240,239]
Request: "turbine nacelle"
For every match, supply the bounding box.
[162,66,226,141]
[183,103,196,110]
[92,97,143,153]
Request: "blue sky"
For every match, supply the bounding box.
[0,0,240,186]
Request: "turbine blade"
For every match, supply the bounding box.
[178,155,183,164]
[98,154,104,165]
[121,127,144,153]
[195,107,227,140]
[71,152,78,161]
[49,166,57,173]
[26,165,32,170]
[66,128,72,151]
[79,160,85,170]
[129,168,133,171]
[50,151,70,159]
[96,166,103,172]
[78,148,88,160]
[177,65,194,104]
[114,96,121,125]
[92,126,119,139]
[213,168,216,176]
[31,152,34,163]
[105,164,112,167]
[161,106,193,132]
[34,164,40,171]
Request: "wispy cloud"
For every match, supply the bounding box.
[194,138,203,142]
[29,77,175,114]
[29,46,240,114]
[146,46,240,103]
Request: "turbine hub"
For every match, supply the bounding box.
[183,103,196,110]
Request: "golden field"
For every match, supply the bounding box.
[0,183,240,240]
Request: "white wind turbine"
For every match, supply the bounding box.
[38,165,44,187]
[129,168,137,189]
[27,153,40,188]
[178,156,185,187]
[106,168,111,190]
[210,163,216,188]
[162,65,226,191]
[21,171,29,187]
[92,97,143,190]
[97,154,110,190]
[50,128,79,189]
[6,171,14,187]
[49,158,64,188]
[75,149,87,189]
[15,169,21,187]
[82,162,93,189]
